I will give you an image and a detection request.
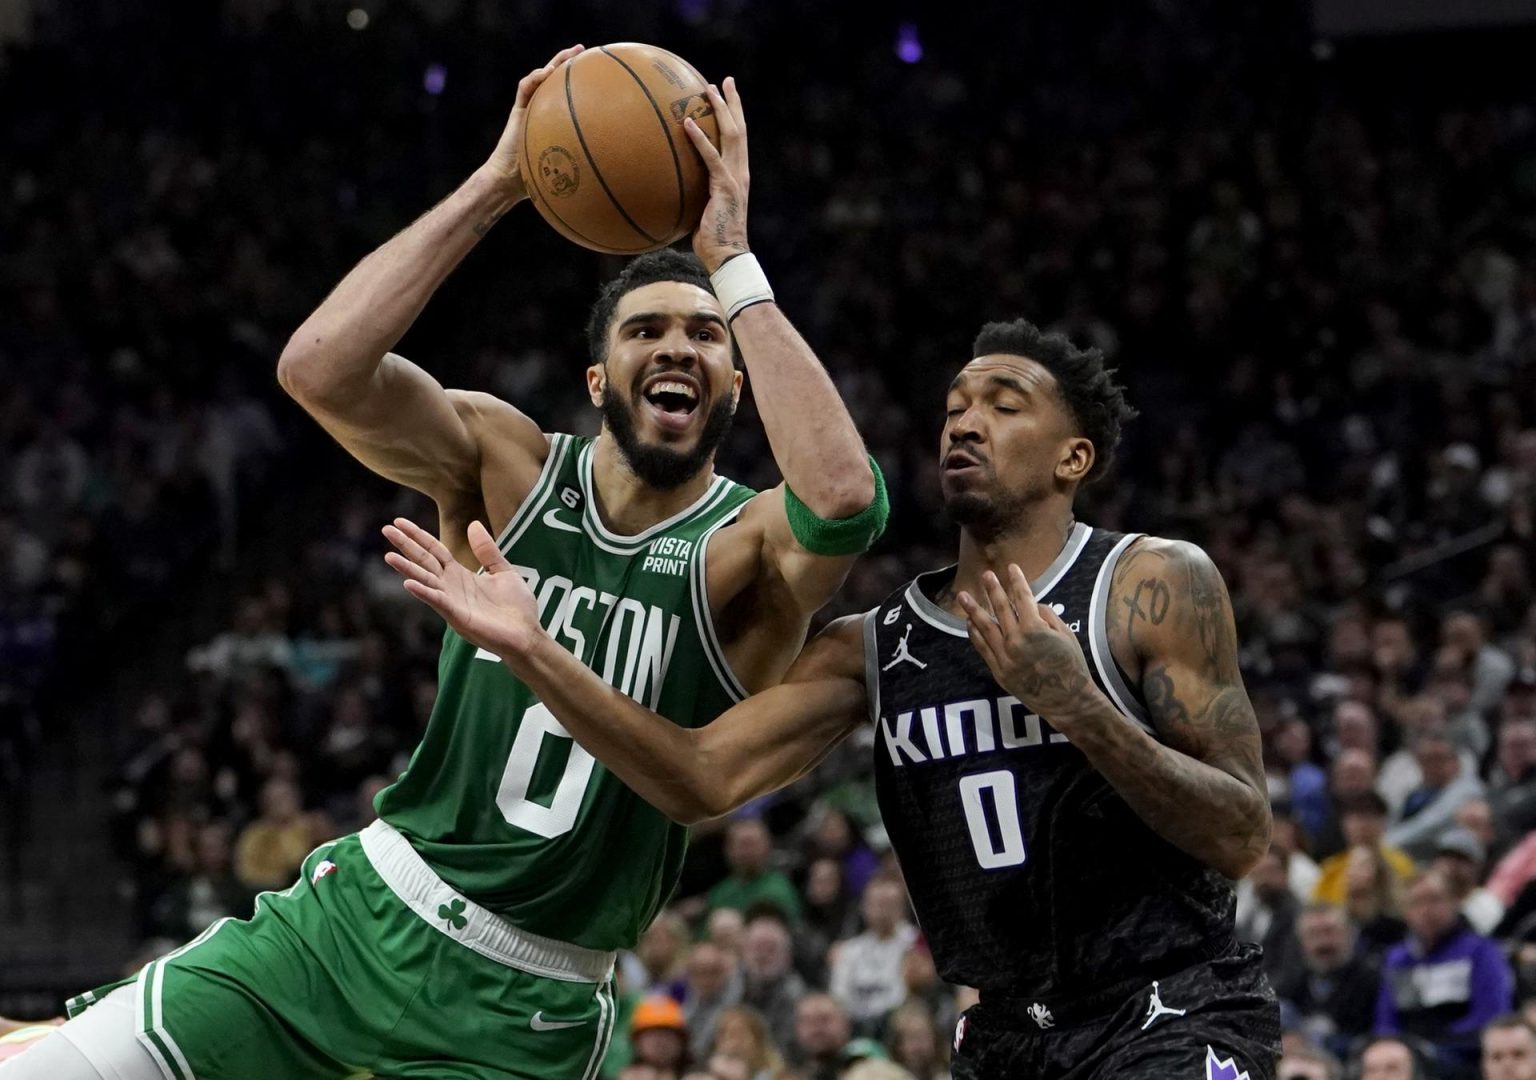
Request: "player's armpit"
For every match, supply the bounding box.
[1078,538,1271,878]
[514,613,868,825]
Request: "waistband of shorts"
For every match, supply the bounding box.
[359,819,616,984]
[976,943,1260,1031]
[978,978,1145,1030]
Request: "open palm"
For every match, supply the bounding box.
[382,517,541,658]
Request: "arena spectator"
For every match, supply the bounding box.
[1311,748,1384,859]
[828,878,918,1033]
[788,993,851,1080]
[1378,700,1476,817]
[1271,717,1331,843]
[1376,869,1515,1079]
[897,939,957,1039]
[883,1001,948,1080]
[1386,731,1487,860]
[707,908,746,958]
[682,943,743,1064]
[703,1005,788,1080]
[1482,1014,1536,1080]
[629,996,691,1080]
[232,776,313,891]
[708,820,802,923]
[1237,846,1306,987]
[794,857,858,986]
[802,806,879,900]
[626,911,690,1000]
[1434,829,1507,935]
[1488,719,1536,845]
[738,915,807,1056]
[1314,792,1416,904]
[1275,902,1380,1061]
[1442,611,1517,720]
[1345,845,1411,960]
[146,821,252,942]
[1278,1045,1341,1080]
[1356,1036,1430,1080]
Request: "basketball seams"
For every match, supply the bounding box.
[522,67,651,254]
[598,46,687,237]
[563,60,662,247]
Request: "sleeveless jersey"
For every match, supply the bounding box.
[377,434,756,951]
[864,523,1237,998]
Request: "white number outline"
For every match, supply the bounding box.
[496,702,597,838]
[958,769,1027,869]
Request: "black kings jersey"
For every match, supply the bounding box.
[865,523,1237,998]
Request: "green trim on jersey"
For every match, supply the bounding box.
[376,435,756,951]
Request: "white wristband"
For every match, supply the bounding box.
[710,253,775,321]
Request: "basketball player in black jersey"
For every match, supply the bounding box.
[381,318,1282,1079]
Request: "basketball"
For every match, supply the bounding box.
[519,43,721,255]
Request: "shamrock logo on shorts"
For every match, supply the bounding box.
[438,898,468,931]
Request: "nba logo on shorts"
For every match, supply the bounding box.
[311,859,338,885]
[953,1015,969,1054]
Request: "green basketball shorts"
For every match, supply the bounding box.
[65,822,619,1080]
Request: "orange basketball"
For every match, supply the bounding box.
[519,43,720,255]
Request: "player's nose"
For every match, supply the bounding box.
[650,331,699,366]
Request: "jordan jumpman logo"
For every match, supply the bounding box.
[1140,981,1187,1030]
[882,624,928,670]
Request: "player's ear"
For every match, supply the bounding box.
[586,362,606,408]
[730,369,743,407]
[1056,437,1094,484]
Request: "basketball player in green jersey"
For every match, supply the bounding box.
[14,47,884,1080]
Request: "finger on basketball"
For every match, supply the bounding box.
[683,118,725,172]
[723,76,746,136]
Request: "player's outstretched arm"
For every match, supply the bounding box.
[684,81,881,620]
[959,544,1270,880]
[382,517,870,823]
[277,46,583,506]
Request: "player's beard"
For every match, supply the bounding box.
[601,381,736,491]
[944,470,1040,543]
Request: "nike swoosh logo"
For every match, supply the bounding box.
[542,507,582,534]
[530,1011,587,1032]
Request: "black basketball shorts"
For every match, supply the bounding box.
[950,944,1281,1080]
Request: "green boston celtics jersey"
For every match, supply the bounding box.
[376,434,756,951]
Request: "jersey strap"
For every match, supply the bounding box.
[687,507,750,703]
[1085,532,1153,733]
[493,433,576,555]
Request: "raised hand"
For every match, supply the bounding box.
[382,517,544,658]
[483,44,585,201]
[682,76,750,272]
[958,565,1102,727]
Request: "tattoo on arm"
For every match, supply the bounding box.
[1082,540,1270,877]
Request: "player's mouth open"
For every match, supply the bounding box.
[944,450,984,473]
[641,376,701,432]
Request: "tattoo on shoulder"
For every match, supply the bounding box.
[1113,540,1238,681]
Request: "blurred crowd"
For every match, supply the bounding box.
[6,1,1536,1077]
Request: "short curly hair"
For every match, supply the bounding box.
[971,318,1137,482]
[585,249,735,365]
